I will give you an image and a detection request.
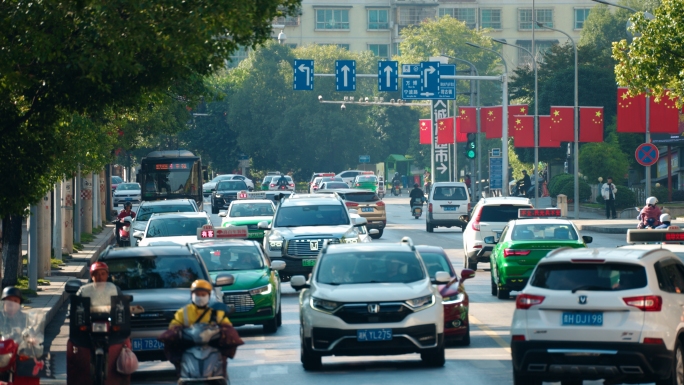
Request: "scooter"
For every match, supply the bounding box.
[0,301,50,385]
[411,197,425,219]
[112,216,132,247]
[377,181,385,199]
[392,182,401,197]
[179,323,226,385]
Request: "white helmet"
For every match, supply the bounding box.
[646,196,658,206]
[661,213,671,223]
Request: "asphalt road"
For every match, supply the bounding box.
[44,195,640,384]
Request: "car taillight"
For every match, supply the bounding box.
[467,203,471,212]
[623,295,662,311]
[428,203,433,213]
[511,335,526,342]
[643,338,665,345]
[270,184,275,187]
[375,201,385,207]
[356,183,360,187]
[503,249,531,257]
[471,206,483,231]
[516,294,545,310]
[345,202,359,207]
[289,183,294,186]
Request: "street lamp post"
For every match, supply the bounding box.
[492,39,539,207]
[536,22,578,219]
[466,42,509,196]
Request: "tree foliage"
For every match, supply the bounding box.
[578,139,630,184]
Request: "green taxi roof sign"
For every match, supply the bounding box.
[197,224,249,240]
[627,227,684,243]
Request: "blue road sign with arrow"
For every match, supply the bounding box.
[293,60,314,91]
[378,61,398,92]
[336,60,356,91]
[420,61,440,98]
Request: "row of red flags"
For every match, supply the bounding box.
[419,88,680,147]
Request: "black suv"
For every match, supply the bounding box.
[211,180,248,214]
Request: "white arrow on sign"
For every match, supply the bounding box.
[341,65,350,87]
[423,66,436,87]
[383,65,393,87]
[437,163,448,174]
[420,92,435,97]
[298,64,311,86]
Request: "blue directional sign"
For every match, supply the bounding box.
[401,64,420,100]
[336,60,356,91]
[378,61,398,92]
[420,61,440,98]
[293,60,314,91]
[439,64,456,100]
[359,155,370,164]
[489,156,503,190]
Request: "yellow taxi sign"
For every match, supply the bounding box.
[197,225,249,240]
[627,228,684,243]
[237,190,267,200]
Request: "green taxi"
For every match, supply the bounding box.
[219,193,275,241]
[192,240,285,332]
[352,174,378,192]
[485,218,592,300]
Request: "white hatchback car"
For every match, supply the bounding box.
[291,238,449,371]
[136,212,211,247]
[510,243,684,385]
[426,182,470,233]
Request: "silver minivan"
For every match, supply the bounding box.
[426,182,470,232]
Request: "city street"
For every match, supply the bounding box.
[44,195,633,385]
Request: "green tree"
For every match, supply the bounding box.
[579,139,630,184]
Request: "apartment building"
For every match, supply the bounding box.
[255,0,597,73]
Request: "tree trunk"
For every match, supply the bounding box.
[2,214,23,287]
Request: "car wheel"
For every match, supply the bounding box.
[465,257,477,271]
[491,273,498,296]
[453,322,470,347]
[301,337,322,371]
[426,222,434,233]
[420,336,445,367]
[276,304,282,327]
[263,315,278,333]
[370,229,383,239]
[513,371,541,385]
[497,288,510,300]
[656,339,683,385]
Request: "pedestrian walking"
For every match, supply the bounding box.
[601,177,617,219]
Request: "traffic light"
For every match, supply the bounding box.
[466,134,476,159]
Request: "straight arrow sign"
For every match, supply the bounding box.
[378,61,398,92]
[336,60,356,91]
[341,65,350,87]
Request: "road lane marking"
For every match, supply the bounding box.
[469,315,511,353]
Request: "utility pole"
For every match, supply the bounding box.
[74,166,81,244]
[28,205,38,291]
[37,191,51,278]
[82,172,93,234]
[62,179,73,254]
[53,180,63,261]
[92,172,99,229]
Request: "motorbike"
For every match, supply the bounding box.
[112,215,133,248]
[179,323,226,385]
[377,181,385,199]
[66,280,134,385]
[411,197,425,219]
[0,301,51,385]
[392,181,401,197]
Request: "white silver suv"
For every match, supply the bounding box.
[510,246,684,385]
[426,182,470,233]
[291,238,450,371]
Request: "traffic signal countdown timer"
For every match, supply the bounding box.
[466,134,476,159]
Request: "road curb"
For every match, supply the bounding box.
[576,225,630,234]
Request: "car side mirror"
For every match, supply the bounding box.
[290,275,309,290]
[582,235,593,244]
[133,230,144,239]
[369,229,380,235]
[270,260,286,271]
[483,236,497,245]
[258,221,271,230]
[460,269,475,282]
[214,273,234,287]
[65,279,83,294]
[352,217,368,226]
[433,271,451,284]
[218,211,227,217]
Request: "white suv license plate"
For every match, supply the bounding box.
[562,312,603,326]
[357,329,392,342]
[443,206,458,211]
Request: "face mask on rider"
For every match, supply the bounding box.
[192,293,209,308]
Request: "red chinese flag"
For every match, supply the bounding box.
[456,117,467,143]
[458,107,477,133]
[437,117,455,144]
[549,106,574,142]
[481,106,503,139]
[617,87,646,133]
[649,93,680,133]
[539,116,561,147]
[579,107,604,143]
[419,119,431,144]
[508,105,529,138]
[512,115,534,148]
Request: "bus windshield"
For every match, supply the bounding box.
[141,161,200,201]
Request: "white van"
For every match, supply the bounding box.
[426,182,471,233]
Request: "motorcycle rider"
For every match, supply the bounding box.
[392,172,402,195]
[116,202,136,244]
[517,170,531,197]
[0,287,28,342]
[409,184,425,210]
[276,174,289,189]
[638,196,662,229]
[656,213,672,229]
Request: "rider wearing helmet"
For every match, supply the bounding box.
[409,183,425,209]
[656,213,672,229]
[116,202,136,243]
[0,287,27,340]
[638,196,662,229]
[169,279,232,328]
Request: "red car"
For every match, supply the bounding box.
[417,245,474,345]
[111,175,124,192]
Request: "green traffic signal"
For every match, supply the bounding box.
[466,148,476,159]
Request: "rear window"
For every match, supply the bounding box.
[111,176,123,184]
[146,217,211,237]
[530,262,647,291]
[107,256,205,290]
[432,186,467,201]
[339,192,380,202]
[136,204,196,221]
[217,181,248,190]
[511,223,578,241]
[324,182,349,189]
[480,204,531,222]
[357,176,377,183]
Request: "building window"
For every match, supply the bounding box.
[274,15,299,26]
[368,44,389,58]
[574,8,590,29]
[398,7,436,25]
[316,9,350,30]
[439,8,476,29]
[368,9,389,30]
[393,43,401,57]
[480,9,502,29]
[516,40,558,66]
[518,9,553,30]
[228,46,249,68]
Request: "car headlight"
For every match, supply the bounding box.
[214,194,222,198]
[249,284,272,296]
[442,293,465,305]
[310,297,341,314]
[268,232,284,251]
[341,228,359,243]
[405,295,435,310]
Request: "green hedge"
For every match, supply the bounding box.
[597,185,637,209]
[549,174,574,197]
[558,180,592,202]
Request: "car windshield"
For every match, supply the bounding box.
[107,256,204,290]
[146,217,210,237]
[116,183,140,191]
[111,176,123,184]
[317,251,425,285]
[313,178,323,184]
[321,177,342,182]
[432,186,467,200]
[357,176,377,183]
[216,181,248,191]
[262,176,273,184]
[274,204,349,227]
[511,223,578,241]
[136,204,195,221]
[324,182,349,189]
[212,175,233,183]
[530,262,647,291]
[196,245,264,272]
[480,204,531,222]
[419,252,455,279]
[229,203,274,217]
[338,192,380,203]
